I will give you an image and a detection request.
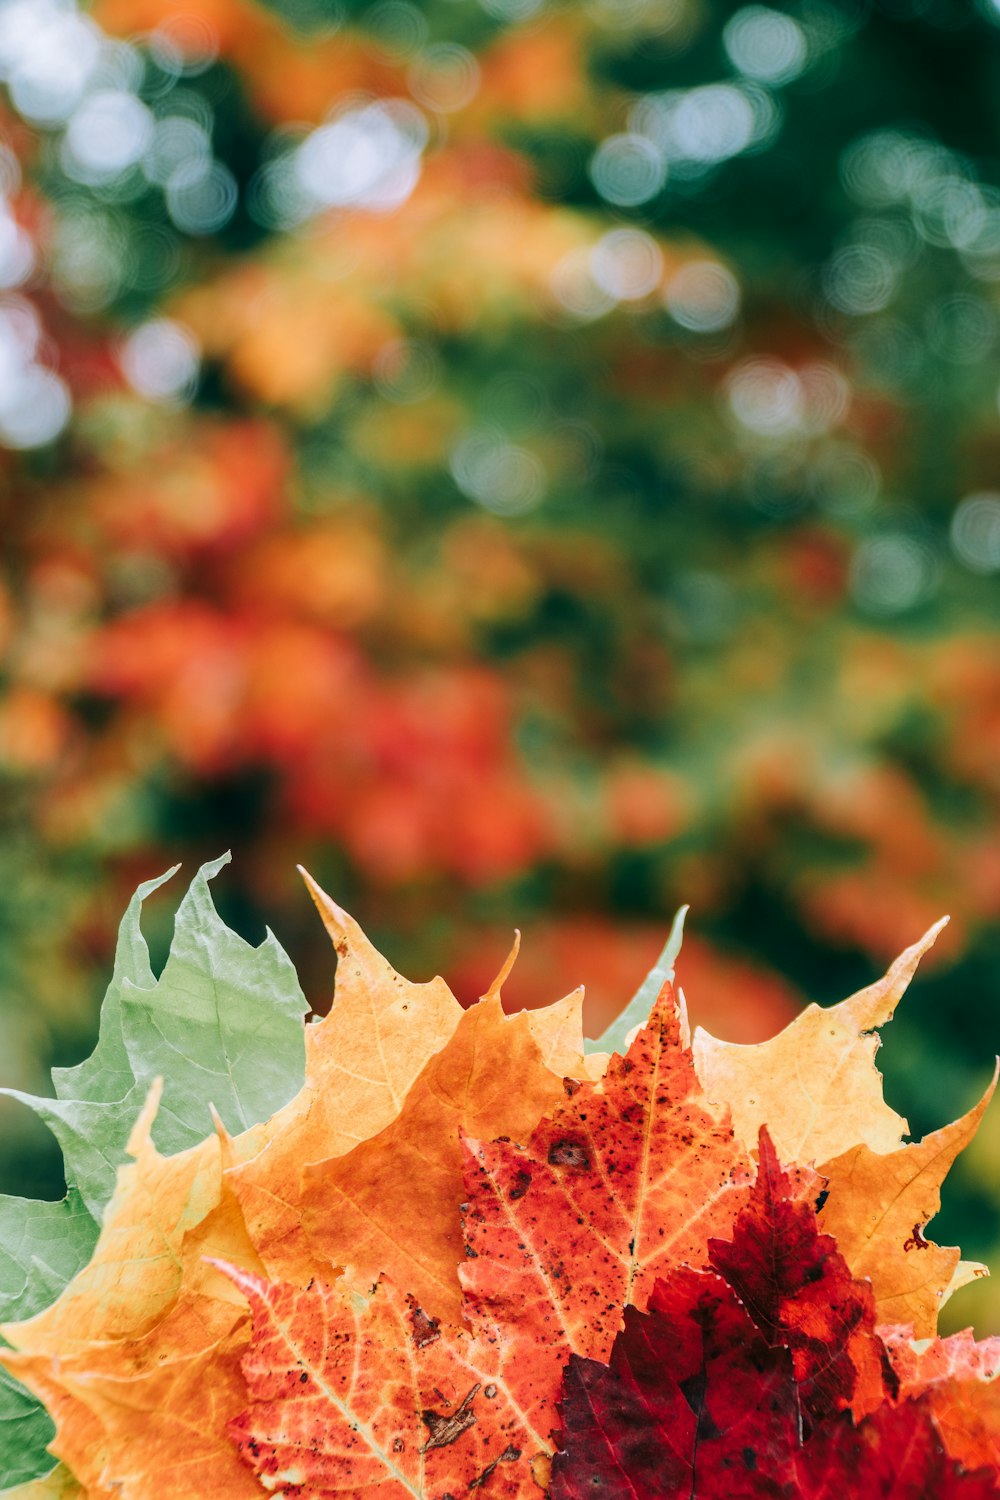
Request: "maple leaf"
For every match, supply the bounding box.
[458,981,754,1446]
[221,1263,550,1499]
[201,975,756,1497]
[0,873,461,1495]
[707,1130,888,1425]
[818,1071,997,1336]
[549,1130,1000,1497]
[3,877,998,1500]
[299,951,595,1322]
[2,855,307,1218]
[226,869,463,1280]
[549,1275,996,1499]
[692,919,947,1166]
[885,1327,1000,1475]
[0,1087,262,1498]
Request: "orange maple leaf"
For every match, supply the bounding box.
[226,870,462,1281]
[299,952,595,1322]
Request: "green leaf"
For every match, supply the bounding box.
[0,854,309,1486]
[0,1193,98,1327]
[2,853,308,1216]
[0,1192,97,1486]
[118,852,309,1151]
[53,868,176,1107]
[1,867,176,1218]
[0,1367,56,1489]
[586,905,689,1056]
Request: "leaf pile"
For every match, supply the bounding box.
[0,863,997,1497]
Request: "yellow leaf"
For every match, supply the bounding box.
[692,920,947,1164]
[0,886,473,1495]
[1,1466,83,1499]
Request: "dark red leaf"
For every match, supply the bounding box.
[708,1128,890,1423]
[551,1271,999,1499]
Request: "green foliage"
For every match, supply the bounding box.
[2,855,308,1217]
[0,1194,96,1485]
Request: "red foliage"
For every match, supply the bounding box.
[550,1134,999,1499]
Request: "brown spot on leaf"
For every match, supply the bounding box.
[509,1169,532,1201]
[903,1223,930,1252]
[410,1305,441,1347]
[547,1138,591,1171]
[469,1443,524,1488]
[419,1383,480,1453]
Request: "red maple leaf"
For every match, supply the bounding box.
[707,1130,889,1424]
[884,1326,1000,1475]
[549,1134,999,1498]
[459,983,754,1444]
[221,984,757,1494]
[550,1273,997,1499]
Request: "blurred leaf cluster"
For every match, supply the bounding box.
[1,0,999,1324]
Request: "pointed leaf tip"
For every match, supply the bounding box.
[125,1079,163,1158]
[203,1255,257,1297]
[298,865,355,943]
[481,930,521,1004]
[586,903,689,1055]
[850,915,950,1028]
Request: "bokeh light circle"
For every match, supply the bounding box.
[408,44,480,113]
[63,90,155,184]
[120,318,200,405]
[589,133,666,207]
[726,358,804,436]
[849,534,939,615]
[450,428,546,514]
[951,492,1000,572]
[823,244,896,314]
[294,100,428,216]
[665,260,741,331]
[590,229,663,302]
[166,159,238,235]
[723,5,808,86]
[373,338,441,403]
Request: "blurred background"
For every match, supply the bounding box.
[0,0,999,1327]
